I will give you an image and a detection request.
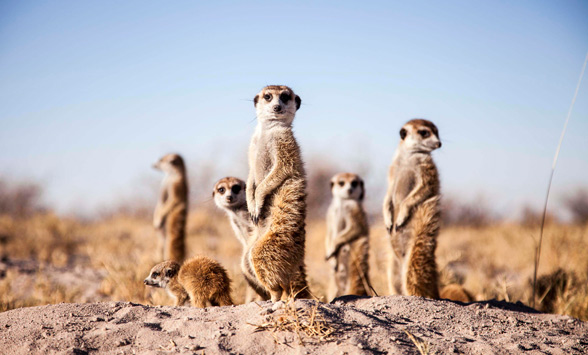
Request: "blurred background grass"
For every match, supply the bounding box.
[0,173,586,320]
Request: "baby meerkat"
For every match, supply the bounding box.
[144,256,234,308]
[325,173,372,300]
[153,153,188,263]
[246,85,311,302]
[382,119,442,299]
[212,177,270,302]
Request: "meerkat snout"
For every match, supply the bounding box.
[273,104,282,113]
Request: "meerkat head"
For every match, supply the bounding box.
[399,119,441,153]
[213,177,246,210]
[253,85,301,126]
[143,260,181,289]
[330,173,365,201]
[153,153,186,175]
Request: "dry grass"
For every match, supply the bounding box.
[249,298,336,345]
[0,209,587,320]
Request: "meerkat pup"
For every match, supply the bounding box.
[382,119,442,299]
[153,153,188,263]
[213,177,270,302]
[144,256,234,308]
[246,85,311,302]
[325,173,372,300]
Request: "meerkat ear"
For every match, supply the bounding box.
[359,180,365,201]
[330,181,334,189]
[295,95,301,110]
[212,190,215,197]
[400,128,407,140]
[253,94,259,107]
[165,268,176,278]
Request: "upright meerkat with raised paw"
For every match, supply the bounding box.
[382,119,442,299]
[153,153,188,263]
[246,85,311,302]
[144,256,234,308]
[213,177,270,302]
[325,173,372,300]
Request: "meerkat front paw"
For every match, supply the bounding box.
[250,213,260,225]
[153,217,163,229]
[394,206,410,231]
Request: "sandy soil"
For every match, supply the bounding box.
[1,295,586,355]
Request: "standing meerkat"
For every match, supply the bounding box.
[144,256,234,308]
[246,85,311,302]
[325,173,372,300]
[213,177,270,302]
[153,153,188,263]
[382,119,442,299]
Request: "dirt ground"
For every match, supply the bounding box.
[0,295,586,355]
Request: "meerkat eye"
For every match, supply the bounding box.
[218,187,225,194]
[418,130,430,138]
[231,185,242,194]
[351,180,358,188]
[263,94,272,101]
[151,272,159,278]
[338,181,345,187]
[279,93,291,104]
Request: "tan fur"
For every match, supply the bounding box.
[325,173,371,300]
[440,284,474,303]
[246,85,310,302]
[383,119,442,299]
[153,153,188,263]
[213,177,270,302]
[144,256,234,308]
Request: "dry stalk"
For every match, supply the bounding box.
[249,297,335,345]
[403,329,431,355]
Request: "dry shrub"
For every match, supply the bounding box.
[0,177,45,217]
[441,196,494,228]
[563,188,588,224]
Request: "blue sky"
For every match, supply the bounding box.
[0,1,587,217]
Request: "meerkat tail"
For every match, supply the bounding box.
[165,205,187,262]
[405,196,441,299]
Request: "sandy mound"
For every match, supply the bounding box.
[0,296,586,354]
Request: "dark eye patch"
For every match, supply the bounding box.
[151,272,159,278]
[351,180,358,188]
[400,128,407,140]
[418,130,430,138]
[279,92,291,104]
[231,185,242,194]
[263,93,272,101]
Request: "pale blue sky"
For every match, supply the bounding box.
[1,1,587,217]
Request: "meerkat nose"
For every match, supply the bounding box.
[227,196,233,202]
[273,105,282,112]
[437,141,442,148]
[143,279,148,285]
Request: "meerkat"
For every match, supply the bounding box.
[382,119,442,299]
[143,256,234,308]
[245,85,311,302]
[325,173,372,300]
[212,177,270,301]
[440,284,474,303]
[153,153,188,263]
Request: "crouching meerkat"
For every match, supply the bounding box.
[246,85,311,302]
[325,173,372,300]
[153,153,188,263]
[382,119,442,299]
[213,177,270,302]
[144,256,234,308]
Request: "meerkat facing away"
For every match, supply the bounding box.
[325,173,372,300]
[213,177,270,302]
[440,284,473,303]
[382,119,442,299]
[153,153,188,263]
[144,256,234,308]
[246,85,311,302]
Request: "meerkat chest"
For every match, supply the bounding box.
[252,133,275,182]
[392,164,416,206]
